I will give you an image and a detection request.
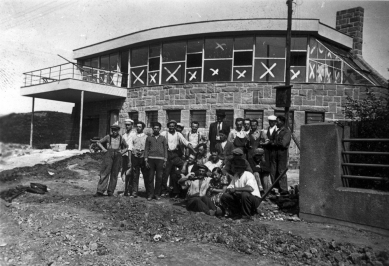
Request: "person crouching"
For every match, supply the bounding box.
[221,158,261,219]
[178,165,221,216]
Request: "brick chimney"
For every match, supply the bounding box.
[336,7,364,55]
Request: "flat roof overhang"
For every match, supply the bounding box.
[73,18,353,59]
[20,79,127,103]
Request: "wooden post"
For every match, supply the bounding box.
[285,0,293,128]
[30,97,35,148]
[78,91,84,151]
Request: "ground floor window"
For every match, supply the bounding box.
[305,112,325,124]
[166,110,181,123]
[128,111,139,125]
[190,110,207,128]
[244,110,264,129]
[217,110,234,129]
[146,111,158,128]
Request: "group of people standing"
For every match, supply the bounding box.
[93,111,291,219]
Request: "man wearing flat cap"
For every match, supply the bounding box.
[252,148,272,194]
[160,120,196,197]
[209,111,230,153]
[94,121,128,197]
[221,158,261,219]
[221,148,252,177]
[178,164,221,216]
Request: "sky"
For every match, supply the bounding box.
[0,0,388,116]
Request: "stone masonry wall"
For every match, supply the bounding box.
[82,82,387,168]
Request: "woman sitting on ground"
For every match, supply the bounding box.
[207,167,230,216]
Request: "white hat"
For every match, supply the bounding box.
[268,115,277,121]
[124,118,134,124]
[176,123,184,128]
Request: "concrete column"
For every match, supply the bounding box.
[30,97,35,148]
[78,91,84,151]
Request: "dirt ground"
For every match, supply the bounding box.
[0,152,388,266]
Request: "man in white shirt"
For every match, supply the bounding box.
[228,118,250,157]
[129,121,149,198]
[160,120,196,197]
[122,118,136,196]
[221,158,261,219]
[204,150,223,172]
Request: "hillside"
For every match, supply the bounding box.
[0,111,73,149]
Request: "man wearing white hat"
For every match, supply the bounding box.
[122,118,136,196]
[259,115,278,188]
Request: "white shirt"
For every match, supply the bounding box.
[122,130,136,154]
[204,160,223,172]
[160,131,190,150]
[221,140,227,149]
[269,125,277,135]
[227,171,261,198]
[228,129,248,142]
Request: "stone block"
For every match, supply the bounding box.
[307,90,313,100]
[181,110,190,119]
[315,96,323,106]
[259,98,276,104]
[353,88,359,99]
[344,88,354,96]
[324,84,336,91]
[206,98,217,104]
[264,86,272,98]
[299,89,308,96]
[224,96,233,103]
[293,96,303,105]
[189,88,207,94]
[183,84,193,88]
[135,100,145,106]
[336,86,345,96]
[300,106,329,112]
[233,92,242,103]
[156,100,169,106]
[253,91,259,104]
[328,90,336,96]
[147,90,160,96]
[207,87,215,93]
[186,94,195,99]
[215,83,226,87]
[329,102,337,113]
[169,88,180,95]
[291,89,299,96]
[290,105,300,111]
[129,91,139,98]
[313,90,327,96]
[190,104,210,110]
[341,96,348,107]
[221,87,240,92]
[302,99,316,106]
[325,113,334,120]
[294,111,305,129]
[217,93,224,104]
[323,96,333,102]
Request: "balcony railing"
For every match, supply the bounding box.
[22,63,128,88]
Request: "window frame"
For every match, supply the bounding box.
[146,111,159,128]
[305,112,325,124]
[190,110,207,128]
[274,110,294,132]
[166,110,181,124]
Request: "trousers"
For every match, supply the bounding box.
[221,192,260,217]
[274,148,288,193]
[146,158,164,198]
[162,150,184,194]
[254,171,272,193]
[129,155,149,196]
[97,150,122,195]
[186,196,216,215]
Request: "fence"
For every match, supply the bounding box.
[23,63,127,88]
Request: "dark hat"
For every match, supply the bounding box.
[216,111,226,117]
[111,121,120,129]
[232,148,243,155]
[167,120,177,127]
[197,164,209,172]
[232,158,247,169]
[254,148,265,155]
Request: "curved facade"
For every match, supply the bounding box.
[75,19,388,167]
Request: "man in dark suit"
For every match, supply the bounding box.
[260,115,278,186]
[273,116,291,194]
[209,111,230,153]
[215,129,234,164]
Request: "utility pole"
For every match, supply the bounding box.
[285,0,293,129]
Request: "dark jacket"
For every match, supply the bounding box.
[215,140,234,161]
[208,121,230,152]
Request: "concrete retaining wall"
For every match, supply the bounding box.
[299,123,389,234]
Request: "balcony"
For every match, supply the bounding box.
[21,63,127,103]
